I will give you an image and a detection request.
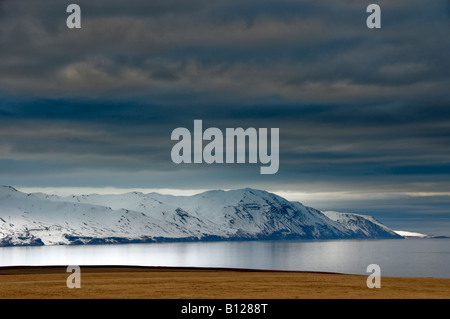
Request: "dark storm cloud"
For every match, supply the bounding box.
[0,0,448,101]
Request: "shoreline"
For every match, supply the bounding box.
[1,265,449,299]
[0,264,351,274]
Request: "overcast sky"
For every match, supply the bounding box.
[1,0,450,234]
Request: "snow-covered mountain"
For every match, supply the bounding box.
[0,186,402,246]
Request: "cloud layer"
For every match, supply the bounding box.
[1,0,449,100]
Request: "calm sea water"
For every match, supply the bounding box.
[1,238,449,278]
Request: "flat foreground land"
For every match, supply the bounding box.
[0,266,449,299]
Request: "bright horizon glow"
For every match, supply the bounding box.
[16,187,211,197]
[16,186,450,203]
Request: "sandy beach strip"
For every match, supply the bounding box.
[0,266,449,299]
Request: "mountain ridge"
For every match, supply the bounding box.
[0,186,402,246]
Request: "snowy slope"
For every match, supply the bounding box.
[322,211,400,239]
[0,186,402,246]
[0,186,203,246]
[393,230,430,238]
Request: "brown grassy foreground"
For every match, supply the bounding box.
[0,266,449,299]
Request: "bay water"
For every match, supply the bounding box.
[1,238,449,278]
